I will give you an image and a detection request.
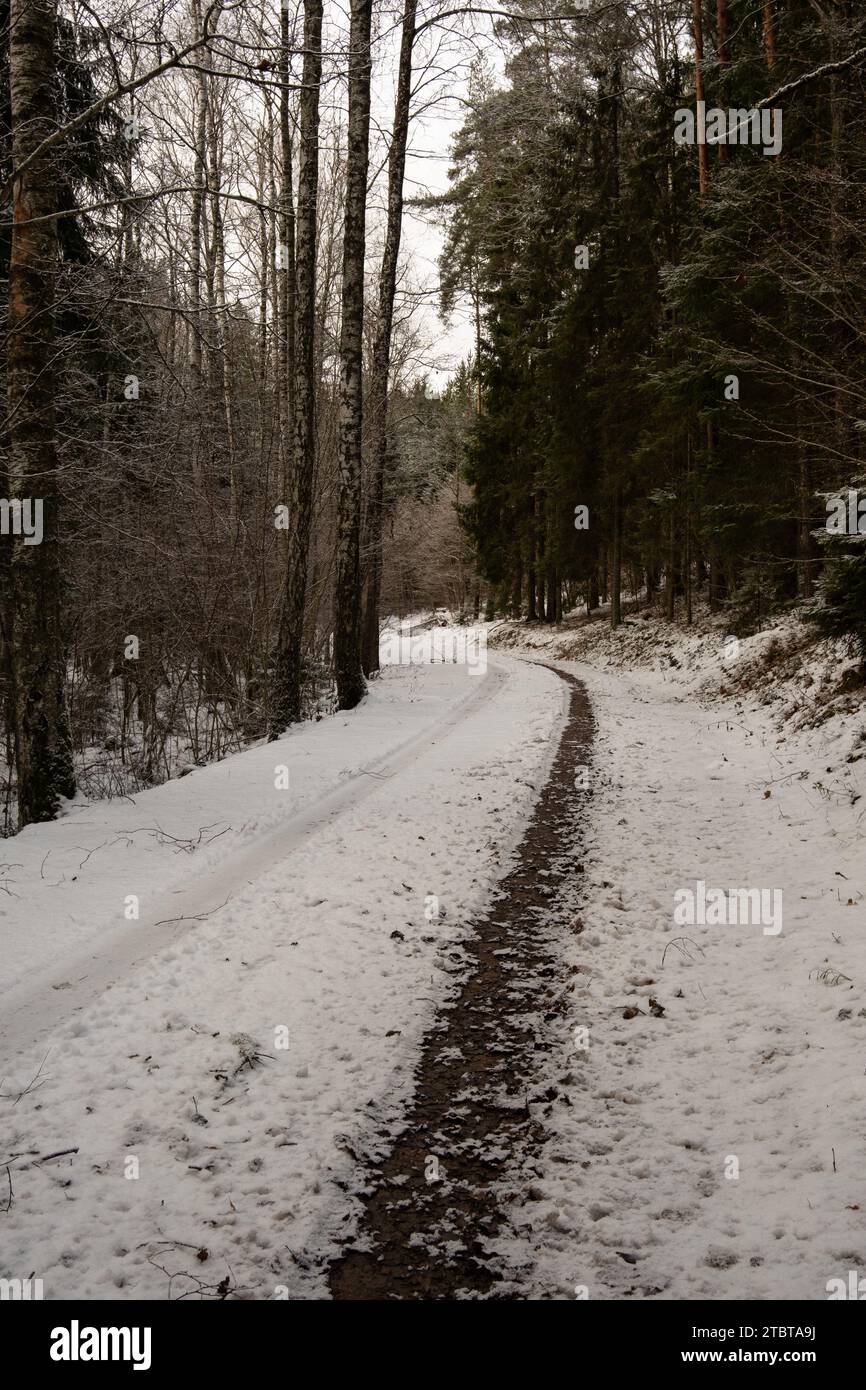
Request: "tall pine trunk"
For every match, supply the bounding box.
[610,484,623,628]
[361,0,417,676]
[716,0,729,163]
[333,0,373,709]
[6,0,75,826]
[691,0,708,195]
[270,0,323,733]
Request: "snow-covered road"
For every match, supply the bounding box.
[0,654,566,1299]
[494,649,866,1301]
[3,623,864,1302]
[0,656,511,1058]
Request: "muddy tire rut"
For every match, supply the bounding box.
[328,667,593,1300]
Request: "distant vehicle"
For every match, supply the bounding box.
[434,607,450,626]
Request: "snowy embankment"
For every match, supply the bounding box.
[0,652,565,1299]
[491,610,866,1300]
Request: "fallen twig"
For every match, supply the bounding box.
[154,894,231,927]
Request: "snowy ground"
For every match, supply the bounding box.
[490,611,866,1299]
[0,652,565,1299]
[4,604,865,1301]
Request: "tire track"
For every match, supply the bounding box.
[328,667,594,1300]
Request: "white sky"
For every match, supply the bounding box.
[402,114,476,391]
[368,4,505,392]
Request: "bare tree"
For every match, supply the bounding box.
[5,0,76,826]
[361,0,417,676]
[271,0,323,732]
[333,0,373,709]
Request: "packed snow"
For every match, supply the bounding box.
[0,651,564,1298]
[3,605,865,1300]
[490,610,866,1299]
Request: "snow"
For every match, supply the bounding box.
[4,603,866,1301]
[489,611,866,1300]
[0,654,565,1299]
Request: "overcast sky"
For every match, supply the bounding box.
[368,4,505,392]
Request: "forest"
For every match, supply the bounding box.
[446,1,866,644]
[0,0,478,832]
[3,0,866,1320]
[1,0,865,833]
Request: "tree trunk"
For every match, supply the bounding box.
[797,439,814,599]
[511,557,523,616]
[610,484,623,628]
[333,0,373,711]
[206,90,237,520]
[716,0,729,164]
[270,0,323,734]
[588,569,599,615]
[361,0,417,677]
[188,0,208,486]
[761,1,775,73]
[685,432,693,625]
[545,567,557,622]
[691,0,709,195]
[278,4,296,503]
[6,0,75,826]
[665,513,677,620]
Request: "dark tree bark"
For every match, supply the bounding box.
[188,0,208,484]
[665,512,677,620]
[360,0,417,677]
[5,0,75,826]
[527,564,537,619]
[762,0,776,73]
[797,435,814,599]
[527,502,538,618]
[610,484,623,628]
[716,0,729,163]
[691,0,709,195]
[270,0,323,733]
[587,569,599,616]
[511,557,523,616]
[716,0,729,66]
[545,569,557,622]
[278,3,296,500]
[334,0,373,709]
